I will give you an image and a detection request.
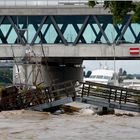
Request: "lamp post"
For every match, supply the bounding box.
[112,32,117,85]
[113,42,117,85]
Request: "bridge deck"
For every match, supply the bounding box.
[81,96,140,113]
[1,80,140,113]
[0,44,139,60]
[0,5,109,15]
[80,81,140,112]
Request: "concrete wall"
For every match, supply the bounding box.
[1,44,140,60]
[0,6,110,15]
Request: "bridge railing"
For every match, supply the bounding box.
[0,0,90,7]
[81,81,140,105]
[0,80,79,111]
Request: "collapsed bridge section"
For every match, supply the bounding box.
[0,80,140,113]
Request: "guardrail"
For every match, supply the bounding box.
[81,81,140,105]
[80,81,140,112]
[0,0,89,7]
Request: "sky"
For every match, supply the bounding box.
[83,60,140,74]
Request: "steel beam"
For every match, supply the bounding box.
[93,16,110,44]
[33,23,47,44]
[55,24,67,43]
[117,16,132,44]
[129,25,137,42]
[39,24,51,44]
[90,24,98,37]
[50,16,68,45]
[0,16,4,25]
[0,16,7,43]
[5,26,13,39]
[135,33,140,43]
[73,24,86,43]
[31,16,48,46]
[17,23,28,44]
[73,16,90,45]
[113,25,125,43]
[0,30,7,43]
[94,23,109,44]
[43,24,50,37]
[7,16,25,45]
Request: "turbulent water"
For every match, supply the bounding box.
[0,110,140,140]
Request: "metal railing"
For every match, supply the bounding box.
[0,0,90,7]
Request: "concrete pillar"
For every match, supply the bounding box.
[13,58,84,87]
[42,65,83,85]
[13,64,46,86]
[63,66,83,82]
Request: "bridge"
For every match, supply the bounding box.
[0,0,140,86]
[0,80,140,113]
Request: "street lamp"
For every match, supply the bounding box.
[112,32,117,85]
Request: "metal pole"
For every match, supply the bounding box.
[113,42,116,85]
[112,31,116,85]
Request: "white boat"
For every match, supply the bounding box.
[84,68,118,85]
[123,78,140,90]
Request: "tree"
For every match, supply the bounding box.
[88,0,96,7]
[88,0,140,24]
[0,68,12,85]
[132,3,140,23]
[104,1,134,24]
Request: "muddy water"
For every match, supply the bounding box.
[0,110,140,140]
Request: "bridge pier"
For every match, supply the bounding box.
[13,58,83,86]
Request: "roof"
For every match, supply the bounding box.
[91,69,114,77]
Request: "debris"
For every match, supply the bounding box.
[0,80,78,112]
[79,108,95,116]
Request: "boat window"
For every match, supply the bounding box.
[104,76,111,80]
[96,75,103,79]
[90,75,96,78]
[133,82,140,84]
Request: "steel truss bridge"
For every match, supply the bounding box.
[0,0,139,46]
[0,0,139,60]
[0,15,139,46]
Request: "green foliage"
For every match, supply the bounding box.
[132,2,140,23]
[104,1,133,24]
[88,1,140,24]
[88,0,96,8]
[0,68,13,85]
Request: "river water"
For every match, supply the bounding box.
[0,110,140,140]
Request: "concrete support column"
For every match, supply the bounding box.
[13,64,46,87]
[63,66,83,82]
[13,58,84,87]
[42,65,83,85]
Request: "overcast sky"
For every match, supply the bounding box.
[83,60,140,74]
